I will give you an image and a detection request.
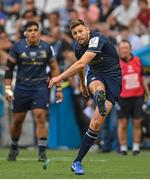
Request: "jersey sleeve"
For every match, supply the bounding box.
[47,45,56,62]
[87,36,106,53]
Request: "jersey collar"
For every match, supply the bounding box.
[25,38,40,47]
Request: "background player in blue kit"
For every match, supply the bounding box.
[4,21,63,161]
[49,19,122,175]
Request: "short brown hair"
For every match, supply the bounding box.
[69,19,85,30]
[119,40,132,48]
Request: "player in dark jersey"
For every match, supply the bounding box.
[4,21,63,161]
[49,19,122,175]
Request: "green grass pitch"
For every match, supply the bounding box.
[0,148,150,179]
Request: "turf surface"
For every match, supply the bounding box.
[0,148,150,179]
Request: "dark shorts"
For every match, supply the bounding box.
[12,86,50,112]
[87,72,122,105]
[118,96,144,119]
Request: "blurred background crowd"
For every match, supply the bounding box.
[0,0,150,152]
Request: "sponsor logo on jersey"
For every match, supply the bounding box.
[40,50,47,58]
[20,52,28,58]
[88,37,99,48]
[30,51,37,57]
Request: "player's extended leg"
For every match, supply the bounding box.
[118,118,128,155]
[32,108,48,161]
[71,100,112,175]
[7,112,26,161]
[132,119,142,155]
[71,80,113,175]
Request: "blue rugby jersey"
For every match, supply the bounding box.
[74,31,121,77]
[8,39,55,89]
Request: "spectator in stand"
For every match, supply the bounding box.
[2,0,22,41]
[2,0,22,18]
[49,27,72,71]
[20,0,47,29]
[58,0,76,29]
[107,0,139,29]
[47,11,60,31]
[0,29,12,64]
[137,0,150,28]
[77,0,90,22]
[116,26,143,51]
[86,4,100,29]
[99,0,115,23]
[0,1,7,27]
[96,23,117,46]
[118,40,150,155]
[148,0,150,7]
[110,0,121,7]
[42,0,66,14]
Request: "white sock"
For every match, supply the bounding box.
[120,145,127,152]
[132,143,140,151]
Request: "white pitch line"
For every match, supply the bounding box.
[0,157,107,162]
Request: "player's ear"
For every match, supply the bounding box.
[24,31,27,37]
[86,27,90,34]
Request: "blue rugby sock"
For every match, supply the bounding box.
[74,128,99,162]
[38,137,47,153]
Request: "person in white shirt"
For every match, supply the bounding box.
[107,0,139,27]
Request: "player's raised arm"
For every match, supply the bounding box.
[48,51,96,88]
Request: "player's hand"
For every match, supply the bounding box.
[56,91,63,103]
[48,77,61,88]
[80,84,89,98]
[5,86,14,102]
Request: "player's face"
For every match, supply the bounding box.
[26,25,40,44]
[71,25,90,45]
[118,42,131,60]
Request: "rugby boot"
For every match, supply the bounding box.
[7,148,19,161]
[38,151,47,162]
[71,161,84,175]
[133,150,140,156]
[119,150,128,156]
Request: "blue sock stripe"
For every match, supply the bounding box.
[87,129,99,137]
[86,132,97,139]
[88,128,99,135]
[86,128,99,139]
[38,140,47,146]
